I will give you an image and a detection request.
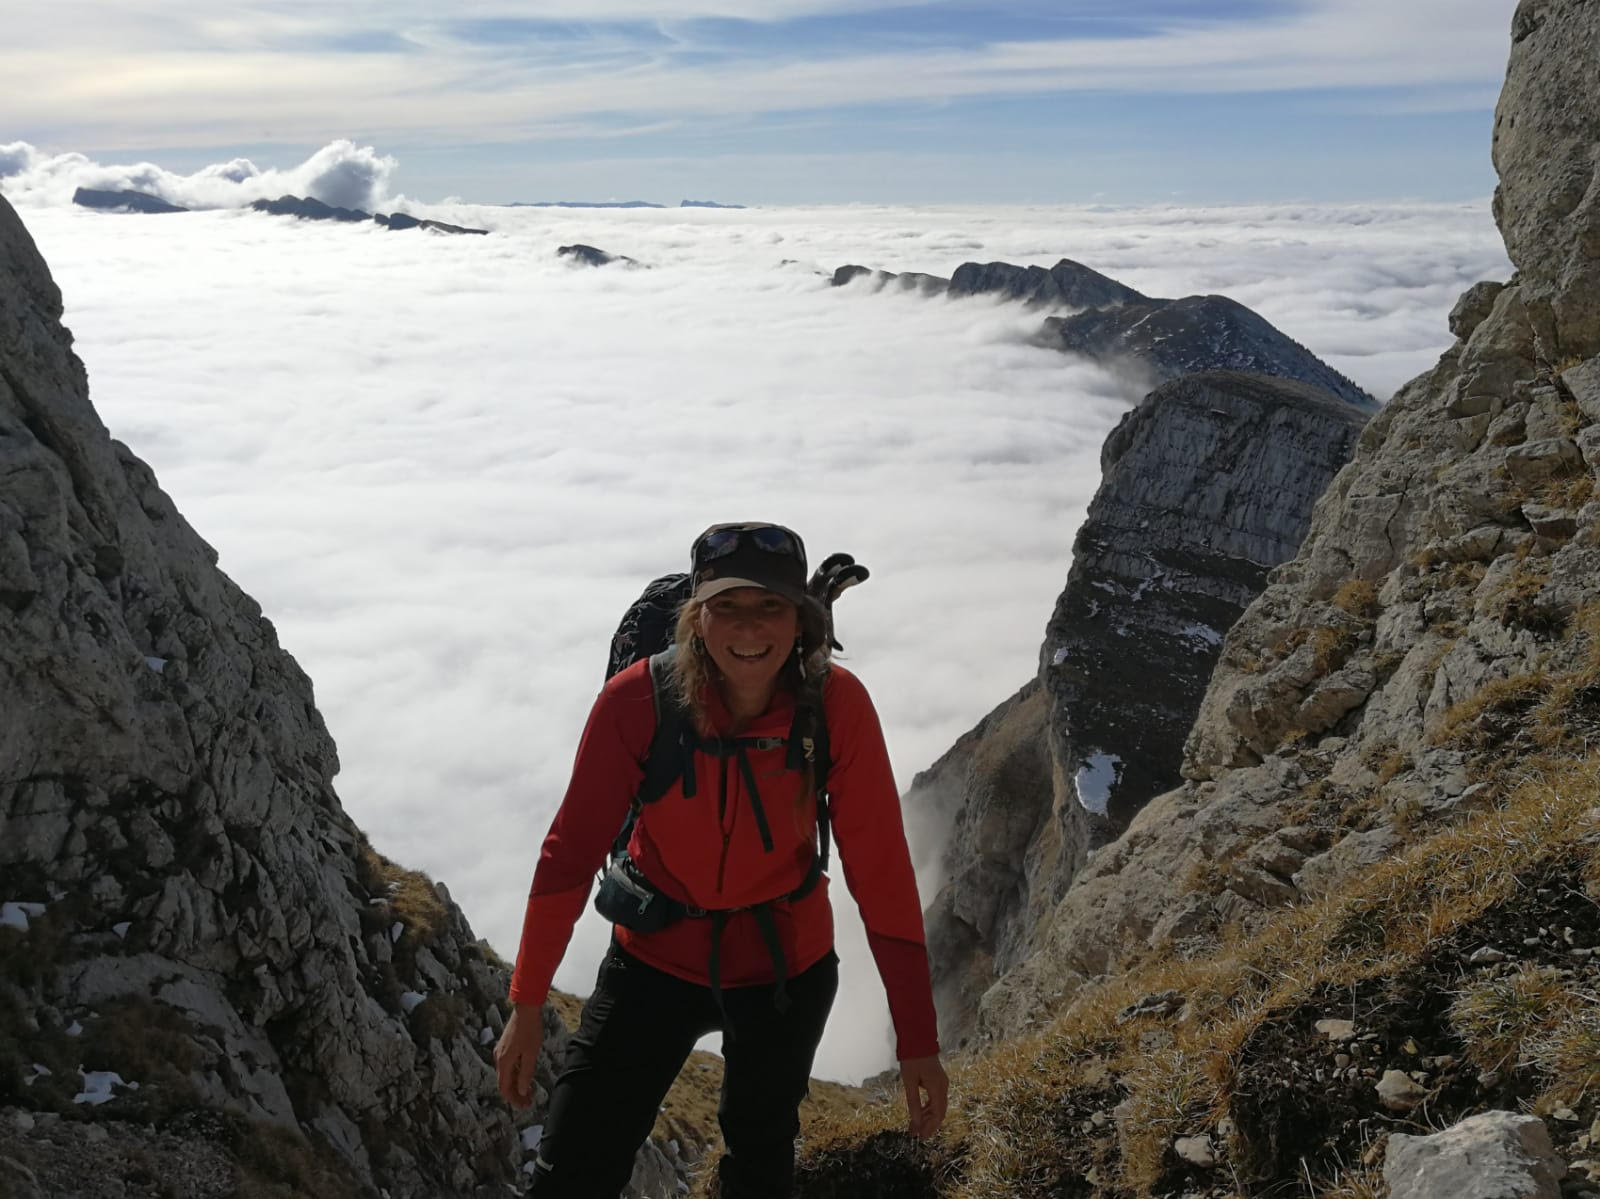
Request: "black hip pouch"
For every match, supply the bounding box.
[593,854,685,934]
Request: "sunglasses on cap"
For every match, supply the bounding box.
[693,524,803,568]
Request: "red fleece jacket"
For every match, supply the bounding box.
[509,660,940,1062]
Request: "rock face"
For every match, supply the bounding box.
[920,372,1364,1046]
[71,189,188,215]
[1492,0,1600,365]
[1041,372,1367,832]
[1385,1112,1566,1199]
[967,0,1600,1043]
[1044,294,1376,411]
[0,195,687,1195]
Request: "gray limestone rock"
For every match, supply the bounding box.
[971,7,1600,1032]
[0,194,684,1198]
[1449,281,1507,340]
[1505,437,1582,484]
[914,681,1054,1050]
[1386,1112,1565,1199]
[1294,826,1400,898]
[1375,1069,1429,1112]
[921,373,1362,1044]
[1566,355,1600,424]
[1493,0,1600,362]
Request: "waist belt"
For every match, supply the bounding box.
[594,851,824,1023]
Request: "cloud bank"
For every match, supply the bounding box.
[13,190,1508,1081]
[0,139,396,211]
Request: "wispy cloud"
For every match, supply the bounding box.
[5,0,1513,151]
[13,189,1507,1077]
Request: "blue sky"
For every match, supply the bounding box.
[4,0,1517,204]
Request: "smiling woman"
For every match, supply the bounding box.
[497,521,948,1196]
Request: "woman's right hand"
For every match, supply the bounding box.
[495,1002,545,1108]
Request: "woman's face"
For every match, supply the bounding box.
[697,587,800,692]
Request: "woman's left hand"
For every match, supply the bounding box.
[899,1054,949,1139]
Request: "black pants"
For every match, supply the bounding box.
[529,941,839,1199]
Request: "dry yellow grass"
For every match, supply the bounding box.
[1331,579,1381,620]
[1537,471,1596,511]
[544,987,586,1031]
[1312,625,1360,675]
[1450,965,1579,1074]
[357,841,449,943]
[1527,1003,1600,1102]
[1493,556,1557,629]
[797,750,1600,1196]
[1429,672,1548,749]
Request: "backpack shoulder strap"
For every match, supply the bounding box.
[785,671,833,872]
[612,647,695,857]
[639,647,697,806]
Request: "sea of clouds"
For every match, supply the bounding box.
[3,141,1511,1082]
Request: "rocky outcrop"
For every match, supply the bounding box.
[911,682,1053,1050]
[71,189,188,215]
[0,194,685,1195]
[373,212,488,236]
[1044,293,1377,411]
[1041,371,1367,831]
[1492,0,1600,366]
[830,264,950,294]
[251,194,371,222]
[970,0,1600,1044]
[947,258,1146,309]
[557,243,641,268]
[251,195,487,235]
[831,255,1374,410]
[1385,1112,1566,1199]
[920,372,1364,1046]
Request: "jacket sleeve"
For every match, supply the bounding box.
[825,669,941,1061]
[508,669,652,1006]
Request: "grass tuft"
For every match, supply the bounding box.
[1449,965,1577,1075]
[356,840,449,943]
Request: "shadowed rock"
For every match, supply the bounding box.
[558,243,641,267]
[948,258,1148,309]
[1044,293,1378,411]
[251,194,371,222]
[0,192,683,1196]
[72,188,188,215]
[830,264,949,294]
[374,211,488,236]
[918,371,1365,1048]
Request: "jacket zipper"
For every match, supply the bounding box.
[715,754,732,895]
